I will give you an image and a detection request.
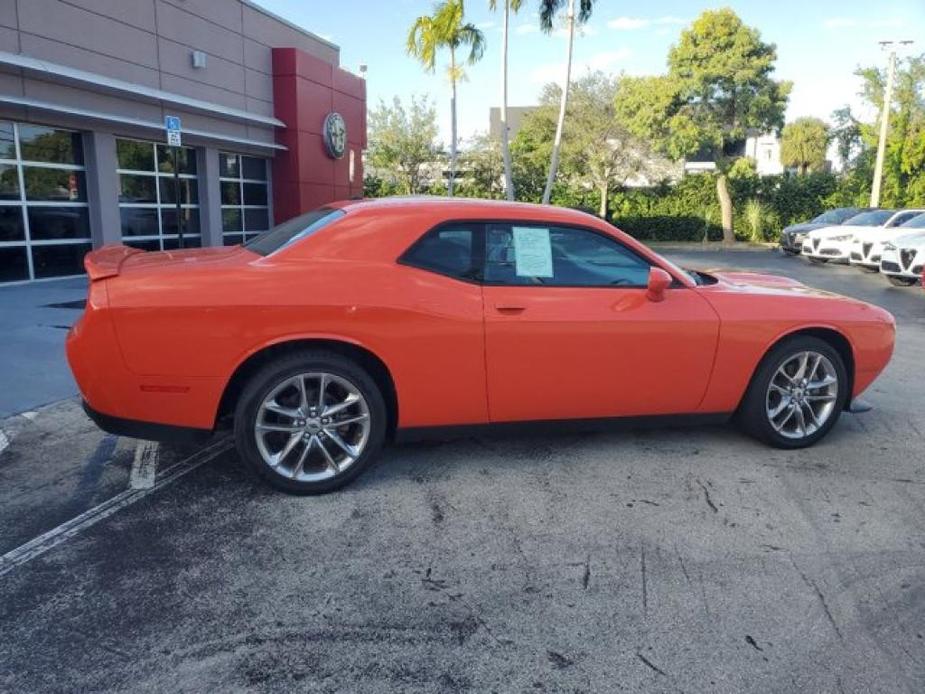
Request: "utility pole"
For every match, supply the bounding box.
[870,40,913,208]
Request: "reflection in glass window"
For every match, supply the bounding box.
[23,168,86,202]
[0,121,90,282]
[219,152,270,245]
[0,206,24,242]
[116,138,200,251]
[485,224,651,287]
[18,125,83,165]
[27,207,91,241]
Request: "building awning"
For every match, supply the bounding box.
[0,95,286,153]
[0,50,285,129]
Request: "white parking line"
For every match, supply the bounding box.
[0,437,233,577]
[129,441,159,489]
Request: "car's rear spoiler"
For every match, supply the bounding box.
[84,244,144,281]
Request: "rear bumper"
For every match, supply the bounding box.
[82,400,213,444]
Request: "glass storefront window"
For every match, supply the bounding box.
[219,152,270,245]
[0,121,90,283]
[116,138,200,251]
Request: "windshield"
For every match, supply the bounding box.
[245,208,345,256]
[812,208,860,224]
[842,210,894,226]
[899,213,925,229]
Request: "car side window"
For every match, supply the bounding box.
[484,223,651,287]
[401,225,478,281]
[890,212,921,227]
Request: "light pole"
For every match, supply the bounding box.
[870,40,913,208]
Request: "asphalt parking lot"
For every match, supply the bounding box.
[1,249,924,693]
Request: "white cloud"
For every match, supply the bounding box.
[529,48,632,84]
[608,17,649,30]
[476,20,495,31]
[515,23,539,35]
[607,15,686,31]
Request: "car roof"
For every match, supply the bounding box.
[329,196,603,223]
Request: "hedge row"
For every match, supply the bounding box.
[365,169,872,243]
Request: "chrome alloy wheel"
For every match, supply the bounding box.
[766,351,839,440]
[254,372,371,482]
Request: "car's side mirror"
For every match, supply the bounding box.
[646,267,673,302]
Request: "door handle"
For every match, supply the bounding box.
[494,304,526,314]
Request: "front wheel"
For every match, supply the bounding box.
[887,275,918,287]
[807,257,828,264]
[234,351,387,494]
[738,336,848,449]
[858,264,879,273]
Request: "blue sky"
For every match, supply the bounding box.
[256,0,925,145]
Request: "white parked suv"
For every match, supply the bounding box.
[850,209,925,271]
[880,225,925,287]
[802,209,896,264]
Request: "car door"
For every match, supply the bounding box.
[396,222,489,427]
[481,222,720,423]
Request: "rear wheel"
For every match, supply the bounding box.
[234,351,386,494]
[738,336,847,449]
[887,275,918,287]
[807,257,828,264]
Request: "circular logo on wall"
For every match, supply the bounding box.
[322,112,347,159]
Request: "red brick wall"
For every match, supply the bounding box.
[271,47,366,223]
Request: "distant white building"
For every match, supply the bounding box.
[744,134,785,176]
[684,132,839,176]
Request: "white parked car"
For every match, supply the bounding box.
[802,209,896,264]
[880,225,925,287]
[849,209,925,271]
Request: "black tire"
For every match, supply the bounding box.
[233,350,387,494]
[737,336,848,449]
[782,248,799,256]
[807,256,828,264]
[887,275,918,287]
[858,264,879,273]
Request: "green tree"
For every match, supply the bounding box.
[781,117,829,174]
[538,0,596,204]
[489,0,525,200]
[853,54,925,206]
[407,0,485,196]
[366,96,442,195]
[616,9,791,243]
[516,72,673,217]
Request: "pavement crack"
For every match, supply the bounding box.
[582,554,591,590]
[640,545,648,616]
[636,652,667,676]
[745,634,763,651]
[696,478,719,513]
[547,650,574,669]
[790,556,844,641]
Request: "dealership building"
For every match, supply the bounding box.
[0,0,366,283]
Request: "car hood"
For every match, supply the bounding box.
[783,222,826,234]
[892,230,925,249]
[807,224,878,239]
[704,269,868,301]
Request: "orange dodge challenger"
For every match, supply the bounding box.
[67,198,895,493]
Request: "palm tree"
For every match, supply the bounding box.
[407,1,486,196]
[489,0,524,201]
[539,0,594,204]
